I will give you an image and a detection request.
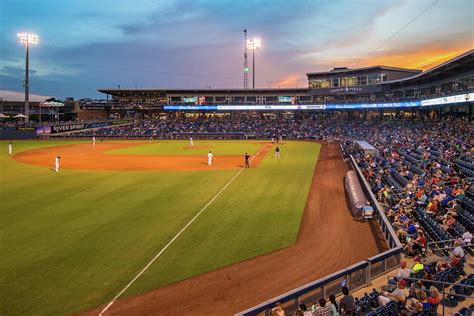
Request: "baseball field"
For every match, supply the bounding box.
[0,139,320,315]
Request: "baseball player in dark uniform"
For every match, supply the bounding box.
[244,152,250,168]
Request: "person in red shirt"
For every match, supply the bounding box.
[441,214,456,231]
[404,230,427,256]
[427,286,441,306]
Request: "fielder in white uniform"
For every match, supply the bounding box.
[207,151,213,166]
[189,137,193,146]
[92,136,96,146]
[55,156,61,173]
[8,142,12,156]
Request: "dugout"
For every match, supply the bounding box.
[345,170,368,217]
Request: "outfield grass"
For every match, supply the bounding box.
[107,140,263,156]
[0,140,320,315]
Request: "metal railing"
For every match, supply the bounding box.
[236,153,403,316]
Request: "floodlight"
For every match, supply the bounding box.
[17,33,39,45]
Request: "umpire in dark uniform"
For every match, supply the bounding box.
[244,152,250,168]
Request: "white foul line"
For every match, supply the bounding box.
[99,144,268,315]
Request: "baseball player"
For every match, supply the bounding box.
[8,142,12,156]
[274,146,281,159]
[244,152,250,168]
[189,137,194,147]
[55,156,61,173]
[207,151,213,166]
[92,136,96,146]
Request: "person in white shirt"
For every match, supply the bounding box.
[92,136,96,146]
[207,151,213,166]
[298,304,312,316]
[461,231,472,244]
[8,142,12,156]
[451,240,464,258]
[55,156,61,173]
[189,137,193,146]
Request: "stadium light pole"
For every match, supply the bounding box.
[17,33,39,123]
[246,38,261,89]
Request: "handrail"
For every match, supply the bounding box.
[349,154,403,249]
[386,275,474,288]
[428,238,465,245]
[434,244,473,251]
[236,261,369,315]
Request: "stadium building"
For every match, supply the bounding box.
[85,49,474,121]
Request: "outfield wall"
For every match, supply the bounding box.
[0,128,37,139]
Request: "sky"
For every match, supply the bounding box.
[0,0,473,99]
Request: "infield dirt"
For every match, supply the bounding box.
[13,142,271,171]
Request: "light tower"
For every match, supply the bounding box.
[243,30,249,89]
[17,33,38,123]
[246,38,261,89]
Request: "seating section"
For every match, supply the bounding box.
[351,121,472,258]
[353,269,471,316]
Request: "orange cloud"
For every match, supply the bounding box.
[270,74,307,88]
[364,44,473,70]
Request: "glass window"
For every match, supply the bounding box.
[356,76,367,86]
[347,77,356,86]
[309,79,330,88]
[332,78,339,87]
[368,74,381,85]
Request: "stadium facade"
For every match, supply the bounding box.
[93,49,473,117]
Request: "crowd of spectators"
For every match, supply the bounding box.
[74,114,349,139]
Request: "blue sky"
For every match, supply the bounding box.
[0,0,472,99]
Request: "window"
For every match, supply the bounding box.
[332,78,339,87]
[309,79,331,88]
[322,79,331,87]
[346,77,356,86]
[368,74,381,85]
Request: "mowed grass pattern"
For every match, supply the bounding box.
[107,140,263,156]
[0,140,320,315]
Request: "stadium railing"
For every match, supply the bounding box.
[235,154,402,316]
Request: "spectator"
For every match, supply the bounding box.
[405,290,423,314]
[412,256,425,273]
[441,213,456,231]
[422,248,442,267]
[329,295,339,316]
[394,260,412,282]
[271,303,285,316]
[298,304,312,316]
[339,286,354,316]
[294,310,304,316]
[428,286,441,306]
[314,298,331,316]
[461,231,472,245]
[451,240,465,258]
[379,280,409,303]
